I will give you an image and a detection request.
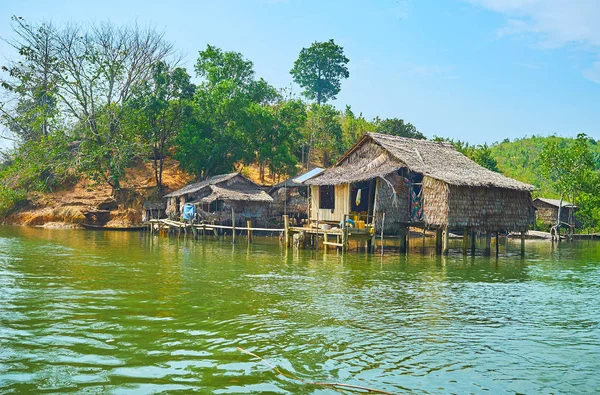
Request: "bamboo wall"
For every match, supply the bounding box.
[422,177,450,227]
[374,172,410,234]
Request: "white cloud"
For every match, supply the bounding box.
[469,0,600,83]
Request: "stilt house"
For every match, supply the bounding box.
[269,167,324,223]
[532,198,580,230]
[164,173,273,225]
[304,133,534,234]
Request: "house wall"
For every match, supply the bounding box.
[374,172,410,234]
[309,184,350,222]
[446,185,532,232]
[269,187,308,219]
[533,201,579,229]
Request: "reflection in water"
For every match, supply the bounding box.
[0,226,599,393]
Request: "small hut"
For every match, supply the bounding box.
[532,198,580,230]
[164,173,273,225]
[304,133,534,253]
[143,201,166,222]
[269,168,324,223]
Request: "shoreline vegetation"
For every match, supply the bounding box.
[1,18,599,232]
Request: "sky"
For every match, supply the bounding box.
[1,0,600,149]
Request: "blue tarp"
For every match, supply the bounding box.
[182,203,195,221]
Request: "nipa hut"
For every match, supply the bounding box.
[269,167,324,224]
[532,198,580,230]
[304,133,534,252]
[164,173,273,225]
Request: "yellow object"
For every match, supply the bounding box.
[357,220,365,229]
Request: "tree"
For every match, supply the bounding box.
[539,133,596,212]
[290,39,349,105]
[374,117,425,140]
[0,17,60,142]
[53,22,174,188]
[301,104,343,168]
[340,106,375,150]
[128,61,195,192]
[175,45,279,179]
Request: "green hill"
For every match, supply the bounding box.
[489,135,600,198]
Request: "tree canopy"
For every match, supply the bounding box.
[290,39,349,105]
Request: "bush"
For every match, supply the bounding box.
[0,186,27,217]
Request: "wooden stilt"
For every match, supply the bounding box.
[399,225,407,253]
[484,233,491,256]
[283,215,290,249]
[463,228,468,255]
[495,231,499,257]
[442,226,449,256]
[435,228,443,255]
[231,208,236,244]
[521,231,526,257]
[471,231,476,256]
[380,213,385,256]
[247,220,253,243]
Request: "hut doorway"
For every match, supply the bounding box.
[351,180,376,222]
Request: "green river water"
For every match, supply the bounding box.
[0,226,599,394]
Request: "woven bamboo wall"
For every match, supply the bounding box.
[375,172,410,234]
[422,177,450,227]
[446,186,532,232]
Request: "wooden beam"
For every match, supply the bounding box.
[442,226,449,256]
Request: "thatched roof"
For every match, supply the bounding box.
[164,172,273,204]
[191,184,273,204]
[164,173,239,198]
[306,133,534,191]
[533,197,576,208]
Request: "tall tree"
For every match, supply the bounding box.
[539,133,596,209]
[53,22,174,188]
[341,106,376,149]
[128,61,195,192]
[290,39,349,105]
[0,17,59,142]
[175,45,279,179]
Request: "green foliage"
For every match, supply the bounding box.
[290,39,349,105]
[434,137,499,172]
[0,185,27,217]
[374,117,425,140]
[302,104,344,167]
[128,61,195,191]
[341,106,376,150]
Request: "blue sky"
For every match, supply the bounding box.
[1,0,599,148]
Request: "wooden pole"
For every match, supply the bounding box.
[484,233,492,256]
[442,226,449,256]
[463,228,468,255]
[342,214,348,253]
[471,231,476,256]
[435,228,442,255]
[521,231,526,257]
[399,225,407,253]
[283,215,290,249]
[495,231,499,257]
[247,220,253,243]
[380,212,385,256]
[231,208,236,244]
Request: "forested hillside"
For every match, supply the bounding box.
[489,136,600,198]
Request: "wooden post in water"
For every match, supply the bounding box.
[442,226,449,256]
[471,231,477,256]
[283,215,290,249]
[520,231,526,257]
[247,220,253,244]
[484,232,492,256]
[399,225,407,253]
[495,231,499,257]
[231,208,236,244]
[380,212,385,256]
[342,214,349,254]
[435,228,443,255]
[463,228,468,255]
